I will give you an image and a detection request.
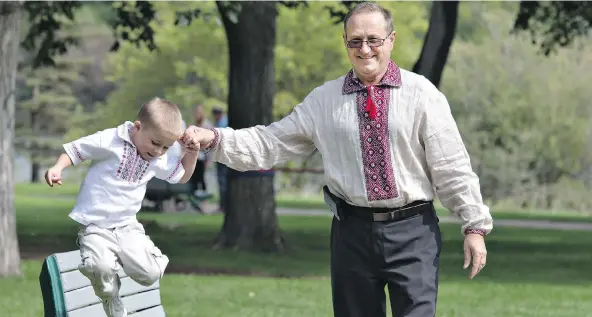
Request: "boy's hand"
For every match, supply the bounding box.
[44,166,63,187]
[179,126,201,154]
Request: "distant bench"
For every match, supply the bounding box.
[39,250,165,317]
[144,178,212,213]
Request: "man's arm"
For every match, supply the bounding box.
[200,95,317,171]
[420,87,493,236]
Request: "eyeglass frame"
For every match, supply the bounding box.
[345,32,394,49]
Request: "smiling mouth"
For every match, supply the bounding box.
[357,56,375,60]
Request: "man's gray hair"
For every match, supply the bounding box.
[343,2,395,35]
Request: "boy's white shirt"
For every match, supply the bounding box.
[63,121,185,228]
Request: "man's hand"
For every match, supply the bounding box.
[44,166,63,187]
[463,232,487,279]
[179,126,217,153]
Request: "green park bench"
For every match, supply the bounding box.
[144,178,212,213]
[39,250,165,317]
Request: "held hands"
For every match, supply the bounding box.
[44,166,63,187]
[463,232,487,279]
[178,125,216,154]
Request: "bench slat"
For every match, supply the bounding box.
[55,250,83,273]
[61,269,129,292]
[65,276,160,311]
[129,305,166,317]
[67,290,163,317]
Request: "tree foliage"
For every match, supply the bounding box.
[513,1,592,55]
[93,1,228,133]
[442,7,592,210]
[90,1,428,130]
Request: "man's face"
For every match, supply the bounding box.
[343,11,395,84]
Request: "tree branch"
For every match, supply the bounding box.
[512,1,592,55]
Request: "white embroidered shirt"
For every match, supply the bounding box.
[63,121,185,228]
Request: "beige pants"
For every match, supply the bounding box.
[77,221,169,300]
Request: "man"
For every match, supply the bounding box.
[211,107,228,212]
[190,3,493,317]
[188,104,213,196]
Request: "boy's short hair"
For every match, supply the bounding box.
[137,97,184,135]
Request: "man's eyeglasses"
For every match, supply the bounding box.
[346,34,391,49]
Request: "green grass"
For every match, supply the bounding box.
[15,182,592,223]
[1,196,592,316]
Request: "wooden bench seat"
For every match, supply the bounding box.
[39,250,165,316]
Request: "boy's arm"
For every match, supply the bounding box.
[54,153,74,170]
[45,153,74,187]
[178,151,199,184]
[45,129,111,187]
[63,129,111,166]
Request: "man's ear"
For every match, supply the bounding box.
[390,31,396,44]
[133,120,142,131]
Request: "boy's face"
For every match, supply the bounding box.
[131,121,180,160]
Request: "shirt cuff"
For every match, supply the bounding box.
[203,128,220,153]
[63,143,84,166]
[464,228,486,236]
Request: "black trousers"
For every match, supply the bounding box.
[330,202,442,317]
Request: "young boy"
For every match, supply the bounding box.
[44,97,201,317]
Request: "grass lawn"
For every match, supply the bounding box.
[1,195,592,317]
[15,182,592,223]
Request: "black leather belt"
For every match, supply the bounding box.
[341,200,432,222]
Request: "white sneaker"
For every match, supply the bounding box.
[102,296,128,317]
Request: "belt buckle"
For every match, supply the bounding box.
[387,210,397,221]
[373,209,397,221]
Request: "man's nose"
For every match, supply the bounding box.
[360,42,371,54]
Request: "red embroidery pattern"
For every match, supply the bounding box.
[356,86,398,200]
[132,159,150,183]
[204,128,220,153]
[116,142,150,183]
[72,144,84,162]
[465,228,486,236]
[167,160,183,181]
[342,60,403,201]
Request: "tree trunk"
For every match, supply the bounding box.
[214,2,283,252]
[30,109,40,183]
[412,1,459,88]
[31,160,40,183]
[0,1,22,277]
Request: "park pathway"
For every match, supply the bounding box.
[32,194,592,231]
[275,207,592,232]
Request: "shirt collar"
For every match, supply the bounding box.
[342,60,402,94]
[117,121,135,146]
